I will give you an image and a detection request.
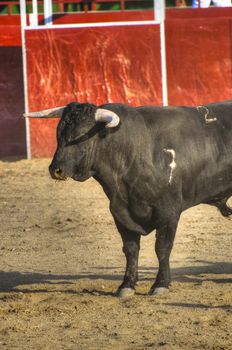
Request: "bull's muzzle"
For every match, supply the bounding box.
[49,167,67,181]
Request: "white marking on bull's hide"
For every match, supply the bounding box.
[163,149,177,184]
[197,105,217,124]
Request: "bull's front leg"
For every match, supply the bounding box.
[115,221,141,298]
[150,217,179,295]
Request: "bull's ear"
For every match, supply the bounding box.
[23,106,66,118]
[95,108,120,128]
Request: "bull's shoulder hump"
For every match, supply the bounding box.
[205,99,232,108]
[98,103,134,113]
[98,103,194,115]
[136,105,196,113]
[135,105,196,120]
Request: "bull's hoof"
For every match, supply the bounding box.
[218,204,232,218]
[149,287,169,296]
[117,287,135,298]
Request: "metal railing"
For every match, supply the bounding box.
[0,0,153,15]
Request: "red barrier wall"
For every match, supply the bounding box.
[166,16,232,105]
[26,25,162,157]
[0,46,26,158]
[0,22,26,158]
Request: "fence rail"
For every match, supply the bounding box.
[0,0,153,15]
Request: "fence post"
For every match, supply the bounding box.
[44,0,53,25]
[155,0,168,106]
[29,0,38,26]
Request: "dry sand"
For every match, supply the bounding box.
[0,159,231,350]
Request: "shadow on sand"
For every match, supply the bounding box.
[0,260,231,294]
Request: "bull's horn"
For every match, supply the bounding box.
[95,108,120,128]
[23,106,66,118]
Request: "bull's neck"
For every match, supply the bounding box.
[92,134,134,200]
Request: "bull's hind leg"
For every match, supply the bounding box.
[149,216,179,296]
[207,197,232,218]
[115,221,141,298]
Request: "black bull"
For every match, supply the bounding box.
[26,101,232,297]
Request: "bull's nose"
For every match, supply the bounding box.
[50,168,67,181]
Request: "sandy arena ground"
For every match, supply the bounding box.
[0,158,231,350]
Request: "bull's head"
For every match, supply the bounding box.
[24,102,120,182]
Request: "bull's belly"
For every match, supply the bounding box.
[184,168,232,208]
